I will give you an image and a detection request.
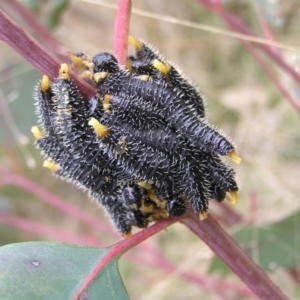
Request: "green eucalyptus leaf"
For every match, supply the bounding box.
[0,242,130,300]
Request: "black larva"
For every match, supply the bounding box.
[32,40,241,236]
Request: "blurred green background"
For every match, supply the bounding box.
[0,0,300,299]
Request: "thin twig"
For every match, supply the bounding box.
[183,213,288,300]
[81,0,299,54]
[2,0,68,60]
[243,41,300,114]
[72,216,184,300]
[0,8,95,99]
[196,0,300,87]
[113,0,131,64]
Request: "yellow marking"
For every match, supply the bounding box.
[129,203,138,210]
[69,51,84,66]
[58,63,70,80]
[84,61,93,70]
[126,57,133,72]
[123,230,132,238]
[69,52,93,71]
[137,181,152,190]
[80,70,93,80]
[128,35,142,51]
[103,94,111,112]
[199,211,208,220]
[226,191,238,205]
[93,72,108,83]
[137,74,150,81]
[152,59,171,76]
[31,126,44,140]
[43,160,58,172]
[149,208,168,221]
[40,75,50,92]
[227,150,242,164]
[140,199,154,213]
[88,117,110,139]
[148,190,166,209]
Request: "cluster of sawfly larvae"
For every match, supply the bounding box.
[31,36,241,237]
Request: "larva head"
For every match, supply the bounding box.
[92,52,119,74]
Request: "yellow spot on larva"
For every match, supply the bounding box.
[43,160,58,172]
[88,117,110,139]
[59,63,70,80]
[103,94,111,112]
[226,191,239,205]
[93,72,108,83]
[137,181,152,190]
[31,126,44,140]
[199,211,208,221]
[128,35,142,51]
[227,150,242,165]
[123,231,132,238]
[152,59,171,76]
[40,75,50,92]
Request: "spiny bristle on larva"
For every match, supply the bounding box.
[40,75,50,92]
[199,211,208,221]
[226,191,238,205]
[43,160,58,172]
[152,59,171,76]
[59,63,70,80]
[137,181,152,190]
[31,126,44,140]
[88,117,110,138]
[128,35,142,51]
[227,150,242,165]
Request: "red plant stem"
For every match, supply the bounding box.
[113,0,131,65]
[256,11,279,55]
[183,213,288,300]
[2,0,68,60]
[214,202,242,226]
[243,41,300,113]
[0,212,99,246]
[287,268,300,286]
[72,216,184,300]
[1,172,114,236]
[195,0,300,87]
[0,8,95,99]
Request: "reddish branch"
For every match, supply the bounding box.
[195,0,300,87]
[243,41,300,114]
[113,0,131,64]
[2,0,68,60]
[183,213,288,300]
[72,216,184,300]
[0,9,95,99]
